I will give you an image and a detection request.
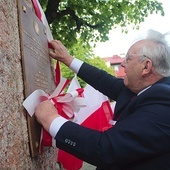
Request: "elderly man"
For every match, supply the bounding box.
[35,30,170,170]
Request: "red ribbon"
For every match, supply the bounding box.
[50,88,84,119]
[31,0,42,21]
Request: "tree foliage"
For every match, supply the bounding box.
[39,0,164,49]
[38,0,164,86]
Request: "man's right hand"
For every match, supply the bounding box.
[35,100,59,133]
[49,40,74,66]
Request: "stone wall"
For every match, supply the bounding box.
[0,0,59,169]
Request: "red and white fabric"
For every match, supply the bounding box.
[57,79,114,170]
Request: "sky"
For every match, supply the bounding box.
[93,0,170,58]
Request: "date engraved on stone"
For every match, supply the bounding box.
[34,71,48,91]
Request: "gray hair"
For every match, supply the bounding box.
[139,29,170,77]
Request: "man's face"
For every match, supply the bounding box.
[121,40,147,93]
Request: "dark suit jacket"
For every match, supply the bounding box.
[55,62,170,170]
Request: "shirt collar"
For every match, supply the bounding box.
[137,86,152,96]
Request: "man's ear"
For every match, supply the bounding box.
[142,60,152,75]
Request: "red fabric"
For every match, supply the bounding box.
[51,95,74,119]
[39,128,52,154]
[55,61,61,86]
[76,88,84,97]
[31,0,42,21]
[41,128,52,146]
[81,101,113,131]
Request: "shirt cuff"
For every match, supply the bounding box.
[69,58,83,74]
[49,116,68,138]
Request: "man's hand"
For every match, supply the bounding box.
[35,100,59,133]
[49,40,74,66]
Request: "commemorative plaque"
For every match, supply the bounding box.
[17,0,56,157]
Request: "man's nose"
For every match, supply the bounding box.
[121,59,126,67]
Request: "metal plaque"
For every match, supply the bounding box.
[17,0,55,157]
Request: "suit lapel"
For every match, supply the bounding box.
[114,88,135,120]
[114,77,170,121]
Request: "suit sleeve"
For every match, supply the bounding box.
[77,62,125,100]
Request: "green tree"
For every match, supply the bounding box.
[39,0,163,86]
[39,0,164,49]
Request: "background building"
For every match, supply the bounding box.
[102,54,125,78]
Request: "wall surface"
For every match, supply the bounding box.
[0,0,60,169]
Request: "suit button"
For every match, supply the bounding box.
[65,139,68,143]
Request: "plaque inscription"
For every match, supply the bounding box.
[17,0,55,157]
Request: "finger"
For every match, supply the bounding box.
[49,51,58,59]
[48,40,59,50]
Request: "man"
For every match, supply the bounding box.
[35,30,170,170]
